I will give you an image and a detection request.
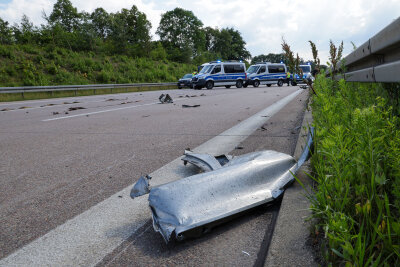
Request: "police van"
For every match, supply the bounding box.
[245,62,287,87]
[192,61,247,90]
[291,64,313,86]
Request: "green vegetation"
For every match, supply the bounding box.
[309,75,400,265]
[0,44,195,87]
[0,0,255,89]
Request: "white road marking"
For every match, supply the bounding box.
[42,99,184,122]
[0,89,302,267]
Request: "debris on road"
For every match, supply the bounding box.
[234,146,244,150]
[182,104,200,108]
[68,107,86,111]
[18,106,30,109]
[130,128,314,243]
[52,112,59,115]
[200,94,206,96]
[1,108,11,111]
[159,94,173,104]
[261,126,267,131]
[120,101,133,105]
[142,115,150,118]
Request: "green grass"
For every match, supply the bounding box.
[0,44,195,87]
[0,85,176,102]
[308,75,400,266]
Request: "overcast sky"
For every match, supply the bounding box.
[0,0,399,63]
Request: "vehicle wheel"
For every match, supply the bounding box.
[277,80,283,87]
[225,85,231,88]
[291,81,297,86]
[266,84,271,87]
[243,84,248,88]
[236,80,243,88]
[253,80,260,87]
[206,80,214,90]
[178,86,182,89]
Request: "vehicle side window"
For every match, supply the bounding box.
[234,64,245,73]
[213,65,221,74]
[268,65,285,73]
[259,66,266,73]
[224,65,234,73]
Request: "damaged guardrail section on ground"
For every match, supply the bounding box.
[131,128,314,243]
[342,17,400,83]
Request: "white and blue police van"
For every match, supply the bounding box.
[291,64,313,86]
[244,62,287,87]
[192,61,247,90]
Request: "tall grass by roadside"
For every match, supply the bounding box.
[309,74,400,265]
[0,44,196,87]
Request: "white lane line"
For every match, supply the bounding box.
[0,89,302,267]
[42,99,184,122]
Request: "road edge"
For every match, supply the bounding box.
[264,92,318,266]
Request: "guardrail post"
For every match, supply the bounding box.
[74,90,77,96]
[21,92,24,99]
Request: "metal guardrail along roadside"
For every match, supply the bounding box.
[342,17,400,83]
[0,82,176,94]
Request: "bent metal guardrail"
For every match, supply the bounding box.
[342,17,400,83]
[0,82,176,94]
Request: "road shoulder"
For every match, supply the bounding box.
[264,95,318,266]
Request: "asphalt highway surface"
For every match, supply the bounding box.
[0,85,308,266]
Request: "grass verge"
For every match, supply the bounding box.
[309,74,400,266]
[0,85,176,102]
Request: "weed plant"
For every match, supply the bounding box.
[310,74,400,265]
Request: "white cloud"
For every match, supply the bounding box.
[0,0,399,63]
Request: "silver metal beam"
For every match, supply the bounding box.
[342,17,400,82]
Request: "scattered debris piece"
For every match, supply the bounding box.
[200,94,206,96]
[190,95,197,97]
[131,175,152,198]
[68,107,86,111]
[182,104,200,108]
[63,102,72,104]
[261,115,270,118]
[130,128,314,243]
[64,112,69,114]
[261,126,267,131]
[86,115,89,117]
[142,115,150,118]
[159,94,173,104]
[246,107,250,110]
[299,85,308,89]
[52,112,59,115]
[1,108,11,111]
[120,101,133,105]
[47,104,56,106]
[25,112,29,114]
[118,195,123,198]
[19,106,30,109]
[73,101,80,104]
[185,95,190,98]
[242,251,250,256]
[106,98,117,101]
[235,146,244,150]
[134,100,141,103]
[178,96,184,98]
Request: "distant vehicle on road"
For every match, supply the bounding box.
[178,74,193,89]
[192,61,247,90]
[244,62,287,88]
[291,64,313,86]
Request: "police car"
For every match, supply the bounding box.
[191,61,247,90]
[291,64,313,86]
[244,62,287,87]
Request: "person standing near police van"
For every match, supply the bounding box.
[286,71,291,86]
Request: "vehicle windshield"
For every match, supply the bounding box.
[183,74,192,79]
[247,65,259,74]
[300,65,311,73]
[199,65,213,74]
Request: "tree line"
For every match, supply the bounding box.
[0,0,251,64]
